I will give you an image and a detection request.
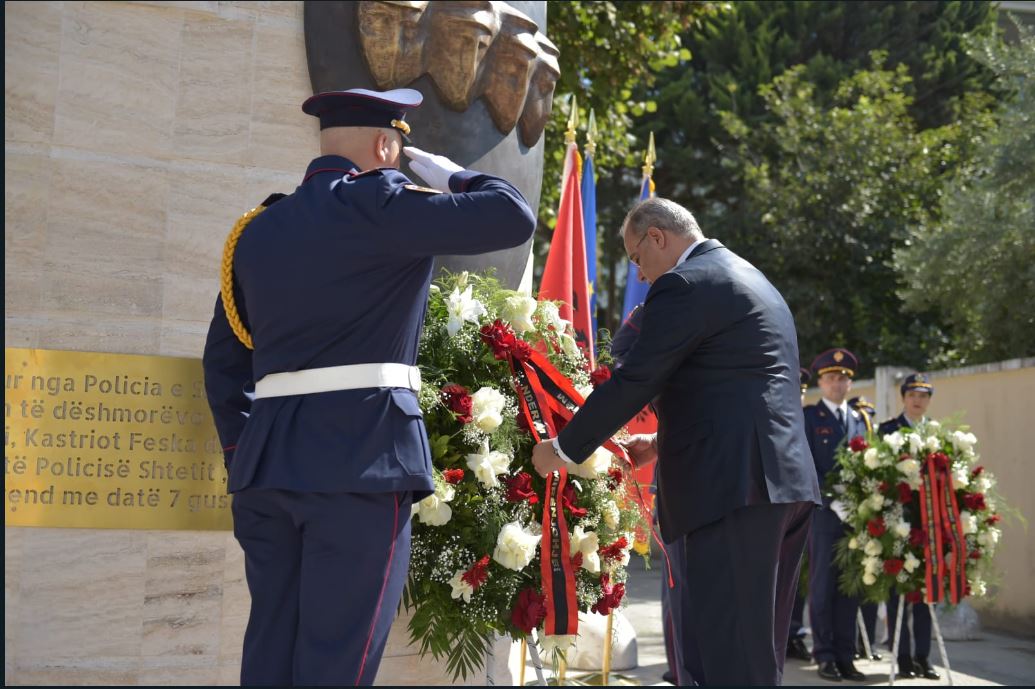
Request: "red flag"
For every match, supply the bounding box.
[540,144,595,367]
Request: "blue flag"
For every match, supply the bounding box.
[621,176,654,319]
[581,153,598,339]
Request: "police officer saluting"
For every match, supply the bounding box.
[804,348,872,682]
[879,373,940,681]
[203,88,535,685]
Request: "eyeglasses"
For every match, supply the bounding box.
[628,233,650,267]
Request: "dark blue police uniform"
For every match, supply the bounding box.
[804,348,872,680]
[203,88,535,686]
[880,373,938,680]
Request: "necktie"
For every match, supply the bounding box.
[837,408,846,433]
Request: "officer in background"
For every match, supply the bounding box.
[849,395,884,662]
[879,374,940,681]
[787,367,813,662]
[804,349,872,682]
[203,88,535,685]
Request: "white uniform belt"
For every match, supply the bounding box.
[254,363,421,398]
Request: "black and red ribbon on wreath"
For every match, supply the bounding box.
[917,451,967,604]
[498,339,674,636]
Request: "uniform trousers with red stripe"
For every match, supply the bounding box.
[232,489,412,686]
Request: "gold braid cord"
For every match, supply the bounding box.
[220,205,267,350]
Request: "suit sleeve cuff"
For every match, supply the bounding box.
[552,437,576,464]
[448,169,482,193]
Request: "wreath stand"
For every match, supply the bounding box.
[888,596,955,686]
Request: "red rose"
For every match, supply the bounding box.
[443,468,465,485]
[927,451,950,471]
[986,514,1001,525]
[879,481,889,494]
[971,465,985,477]
[479,320,519,360]
[905,591,924,604]
[607,467,624,490]
[561,482,587,518]
[441,384,473,424]
[571,552,584,569]
[511,588,548,633]
[461,555,491,590]
[909,528,927,547]
[969,549,982,560]
[883,559,905,575]
[591,574,626,615]
[513,339,533,362]
[849,436,869,453]
[504,472,539,504]
[867,518,887,537]
[962,493,987,511]
[590,365,612,388]
[897,482,914,504]
[599,536,630,564]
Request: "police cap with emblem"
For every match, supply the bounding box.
[302,87,422,142]
[900,372,934,397]
[848,396,875,416]
[811,347,858,378]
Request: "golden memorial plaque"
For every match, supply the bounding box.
[4,348,231,530]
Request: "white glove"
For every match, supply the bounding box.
[403,146,464,192]
[829,499,849,523]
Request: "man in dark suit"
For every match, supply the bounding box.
[803,349,871,682]
[787,368,815,663]
[879,373,940,681]
[203,88,535,685]
[532,197,821,685]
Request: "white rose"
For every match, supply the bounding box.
[448,570,474,602]
[493,521,541,571]
[952,431,977,453]
[868,493,885,511]
[924,435,941,452]
[863,448,881,470]
[570,525,601,573]
[602,500,621,529]
[538,301,569,333]
[864,540,883,557]
[970,577,988,597]
[904,552,921,573]
[907,433,924,454]
[954,465,971,489]
[470,386,506,433]
[960,510,978,535]
[975,475,993,493]
[465,439,511,489]
[568,446,614,479]
[862,555,881,574]
[884,431,906,454]
[863,572,878,586]
[501,294,538,333]
[848,537,859,550]
[926,419,941,430]
[415,483,455,526]
[893,521,911,539]
[897,458,920,477]
[977,527,1000,548]
[445,285,487,337]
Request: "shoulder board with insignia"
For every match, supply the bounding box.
[403,184,444,194]
[261,193,287,208]
[345,168,387,181]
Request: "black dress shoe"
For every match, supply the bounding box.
[914,657,941,680]
[870,650,883,661]
[818,661,843,681]
[661,670,678,684]
[835,661,866,681]
[787,636,811,661]
[896,657,917,679]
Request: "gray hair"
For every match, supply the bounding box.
[622,197,703,240]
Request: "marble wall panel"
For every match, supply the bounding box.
[174,13,254,164]
[35,316,162,356]
[53,2,183,159]
[4,153,52,318]
[4,1,63,145]
[158,324,209,359]
[249,18,319,172]
[15,529,148,659]
[5,528,24,683]
[12,655,141,686]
